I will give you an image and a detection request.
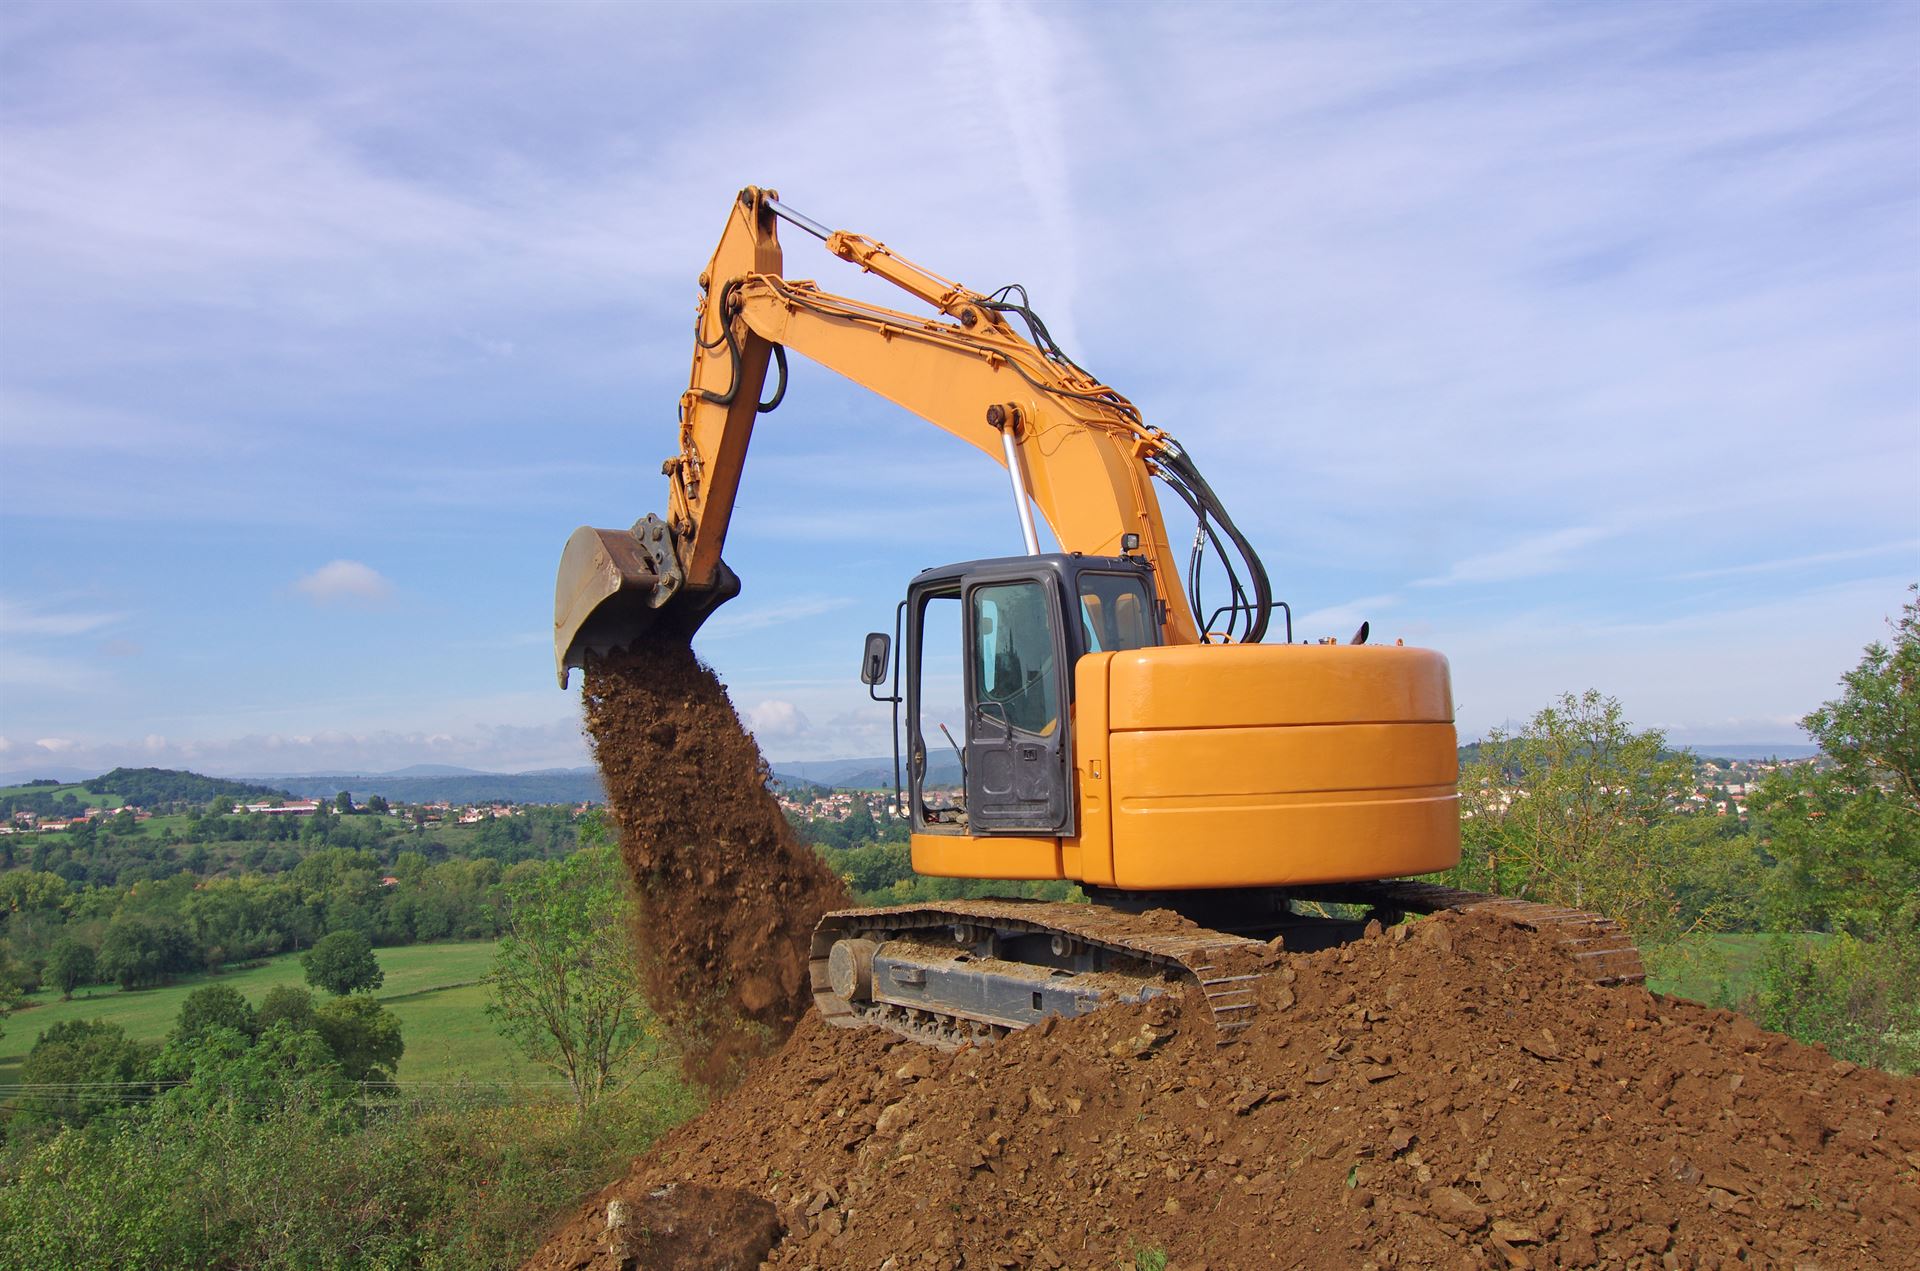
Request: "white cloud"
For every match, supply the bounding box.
[295,560,395,605]
[745,699,810,742]
[34,737,75,752]
[0,389,217,454]
[1293,593,1400,639]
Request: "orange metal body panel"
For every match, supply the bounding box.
[910,833,1064,880]
[909,643,1460,890]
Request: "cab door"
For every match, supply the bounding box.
[964,574,1073,835]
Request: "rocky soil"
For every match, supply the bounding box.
[528,908,1920,1269]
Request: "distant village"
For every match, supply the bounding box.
[0,796,599,835]
[1465,754,1809,821]
[774,786,897,821]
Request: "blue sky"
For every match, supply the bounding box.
[1,0,1915,776]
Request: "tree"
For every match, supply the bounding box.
[257,984,319,1034]
[1442,690,1727,941]
[487,846,653,1113]
[155,1021,348,1119]
[17,1019,152,1125]
[335,791,354,814]
[313,994,404,1083]
[0,954,23,1039]
[1754,586,1919,937]
[843,797,878,844]
[98,914,193,989]
[301,930,383,995]
[47,938,97,1000]
[175,984,259,1046]
[1748,587,1920,1073]
[366,794,390,815]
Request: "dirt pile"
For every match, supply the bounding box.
[584,639,849,1091]
[528,908,1918,1270]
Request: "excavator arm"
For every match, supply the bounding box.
[556,186,1269,685]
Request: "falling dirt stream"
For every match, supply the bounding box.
[583,637,849,1093]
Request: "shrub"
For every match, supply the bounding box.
[1755,923,1920,1075]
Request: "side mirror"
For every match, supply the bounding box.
[859,631,892,685]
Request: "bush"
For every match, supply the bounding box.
[0,1070,698,1270]
[175,985,259,1046]
[1756,925,1920,1075]
[257,985,318,1034]
[314,994,405,1084]
[15,1019,153,1127]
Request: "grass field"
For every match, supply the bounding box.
[0,940,549,1086]
[1645,931,1831,1006]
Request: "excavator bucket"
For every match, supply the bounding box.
[553,514,740,688]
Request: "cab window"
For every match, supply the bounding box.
[972,580,1059,736]
[1078,573,1155,653]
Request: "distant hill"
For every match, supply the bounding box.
[0,768,289,813]
[1683,743,1819,762]
[772,753,961,791]
[256,768,605,805]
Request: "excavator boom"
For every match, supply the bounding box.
[556,186,1267,685]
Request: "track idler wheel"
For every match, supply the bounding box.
[827,938,878,1005]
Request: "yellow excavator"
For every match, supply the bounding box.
[557,187,1642,1046]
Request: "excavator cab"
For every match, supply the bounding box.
[894,553,1161,841]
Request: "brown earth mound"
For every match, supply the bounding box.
[584,639,849,1091]
[527,909,1918,1270]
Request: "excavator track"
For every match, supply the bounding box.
[810,899,1267,1049]
[810,884,1643,1050]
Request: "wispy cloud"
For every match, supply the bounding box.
[1668,540,1920,583]
[701,596,853,638]
[295,560,395,605]
[0,596,126,636]
[0,716,592,777]
[960,0,1083,345]
[1416,527,1614,588]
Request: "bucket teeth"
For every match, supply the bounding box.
[553,514,738,686]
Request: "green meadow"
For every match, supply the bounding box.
[1644,931,1832,1007]
[0,940,548,1085]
